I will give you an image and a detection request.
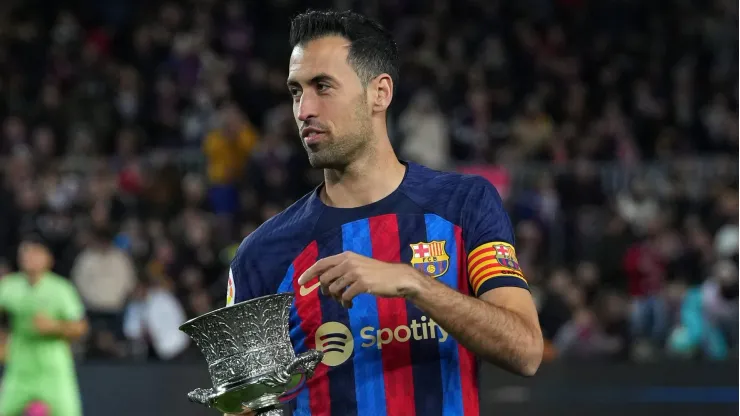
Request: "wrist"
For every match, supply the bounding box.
[50,320,66,337]
[398,265,429,301]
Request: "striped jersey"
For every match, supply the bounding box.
[229,161,529,416]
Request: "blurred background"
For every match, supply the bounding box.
[0,0,736,414]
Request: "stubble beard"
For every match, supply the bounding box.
[305,99,373,170]
[306,130,369,169]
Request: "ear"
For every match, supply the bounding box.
[371,74,393,112]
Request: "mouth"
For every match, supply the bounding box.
[301,128,326,145]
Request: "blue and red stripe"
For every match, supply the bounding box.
[455,225,480,415]
[368,214,417,416]
[342,219,388,416]
[286,242,330,416]
[317,230,358,416]
[398,214,444,416]
[424,214,467,415]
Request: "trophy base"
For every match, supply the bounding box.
[196,373,305,414]
[242,394,281,414]
[259,409,284,416]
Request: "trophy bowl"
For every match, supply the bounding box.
[179,293,323,415]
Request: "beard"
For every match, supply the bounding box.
[305,130,369,169]
[303,97,373,169]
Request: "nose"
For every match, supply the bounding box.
[295,92,319,123]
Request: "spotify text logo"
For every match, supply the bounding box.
[315,322,354,367]
[360,316,448,350]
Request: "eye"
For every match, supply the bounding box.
[317,83,330,92]
[289,88,302,99]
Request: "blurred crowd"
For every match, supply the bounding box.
[0,0,736,363]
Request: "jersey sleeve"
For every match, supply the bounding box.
[228,234,263,306]
[461,177,529,297]
[59,281,85,321]
[228,227,296,305]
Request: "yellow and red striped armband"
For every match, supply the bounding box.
[467,242,527,296]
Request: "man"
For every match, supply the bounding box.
[203,102,260,215]
[667,260,738,359]
[71,226,137,336]
[228,10,542,416]
[0,235,88,416]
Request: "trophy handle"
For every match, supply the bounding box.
[251,349,325,392]
[187,388,216,406]
[284,350,324,379]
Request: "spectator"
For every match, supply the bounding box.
[667,260,739,360]
[203,102,259,216]
[71,227,137,336]
[623,229,671,348]
[616,179,661,236]
[538,268,573,342]
[123,278,190,361]
[398,89,450,170]
[553,307,623,361]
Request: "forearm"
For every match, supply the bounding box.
[403,269,542,376]
[52,320,89,342]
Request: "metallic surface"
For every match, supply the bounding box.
[180,293,323,414]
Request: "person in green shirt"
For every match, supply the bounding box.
[0,235,89,416]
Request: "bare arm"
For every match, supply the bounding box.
[34,314,89,342]
[55,318,89,342]
[299,250,544,376]
[403,267,543,376]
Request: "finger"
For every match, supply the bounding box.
[319,260,352,287]
[319,263,350,298]
[326,275,346,297]
[297,254,346,285]
[327,271,358,298]
[340,281,367,307]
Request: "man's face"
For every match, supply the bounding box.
[18,242,51,275]
[221,105,243,134]
[287,36,373,168]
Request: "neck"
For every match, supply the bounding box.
[321,137,405,208]
[26,271,45,285]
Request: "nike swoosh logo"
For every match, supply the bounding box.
[299,281,321,296]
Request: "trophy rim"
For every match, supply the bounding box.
[178,292,295,331]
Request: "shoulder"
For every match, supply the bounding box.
[0,274,25,304]
[0,274,23,288]
[203,130,224,149]
[230,190,322,298]
[240,124,258,140]
[73,249,93,262]
[400,162,504,223]
[235,191,319,257]
[403,162,515,255]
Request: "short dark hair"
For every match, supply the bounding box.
[289,10,399,89]
[20,232,49,249]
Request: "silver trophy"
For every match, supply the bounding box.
[179,293,323,415]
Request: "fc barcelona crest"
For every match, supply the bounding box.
[410,240,450,278]
[492,243,521,271]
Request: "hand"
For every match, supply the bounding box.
[33,313,61,336]
[297,252,422,308]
